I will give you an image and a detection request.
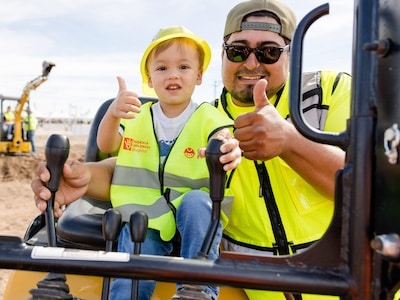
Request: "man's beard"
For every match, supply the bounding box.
[231,84,255,105]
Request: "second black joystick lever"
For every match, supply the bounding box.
[101,208,122,300]
[198,138,227,258]
[130,211,149,300]
[44,134,70,247]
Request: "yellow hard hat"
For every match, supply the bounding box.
[139,26,211,96]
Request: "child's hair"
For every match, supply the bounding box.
[145,37,205,74]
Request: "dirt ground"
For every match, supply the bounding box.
[0,129,87,298]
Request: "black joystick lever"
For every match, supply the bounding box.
[103,208,122,251]
[130,211,148,253]
[29,134,72,300]
[206,138,226,203]
[101,209,122,300]
[198,138,226,258]
[44,134,70,247]
[130,211,149,300]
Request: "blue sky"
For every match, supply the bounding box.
[0,0,354,119]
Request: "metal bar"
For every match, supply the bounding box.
[345,0,378,298]
[0,95,20,101]
[289,3,348,149]
[0,236,352,297]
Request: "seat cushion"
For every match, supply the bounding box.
[56,197,112,250]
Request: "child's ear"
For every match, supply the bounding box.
[148,75,153,88]
[196,69,203,85]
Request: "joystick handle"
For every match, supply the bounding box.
[45,134,70,192]
[206,138,226,203]
[198,138,227,258]
[130,211,149,247]
[103,208,122,248]
[44,134,70,247]
[130,211,148,300]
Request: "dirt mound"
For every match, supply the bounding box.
[0,154,41,182]
[0,135,87,183]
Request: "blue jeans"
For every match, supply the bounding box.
[27,130,36,153]
[6,124,13,138]
[110,190,222,300]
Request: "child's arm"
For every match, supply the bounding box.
[97,76,142,153]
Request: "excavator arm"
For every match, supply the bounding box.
[0,61,55,154]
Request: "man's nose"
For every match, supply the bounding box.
[243,52,260,70]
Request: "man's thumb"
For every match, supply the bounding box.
[117,76,127,92]
[253,79,270,109]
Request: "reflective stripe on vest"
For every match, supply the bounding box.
[114,189,181,220]
[112,165,209,189]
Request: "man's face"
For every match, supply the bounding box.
[221,16,290,106]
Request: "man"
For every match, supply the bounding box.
[4,105,15,140]
[32,0,351,299]
[24,107,38,155]
[215,0,350,299]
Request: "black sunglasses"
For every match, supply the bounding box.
[223,43,290,64]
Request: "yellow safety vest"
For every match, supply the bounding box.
[24,114,37,131]
[215,70,351,254]
[111,102,233,241]
[4,111,14,124]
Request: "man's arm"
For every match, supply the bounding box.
[280,127,344,198]
[33,157,117,217]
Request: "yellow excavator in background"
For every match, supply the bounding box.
[0,61,55,155]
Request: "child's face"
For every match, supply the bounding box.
[147,42,203,108]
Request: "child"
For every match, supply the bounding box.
[97,26,240,300]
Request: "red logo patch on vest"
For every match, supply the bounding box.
[123,137,133,150]
[184,147,195,158]
[122,137,150,152]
